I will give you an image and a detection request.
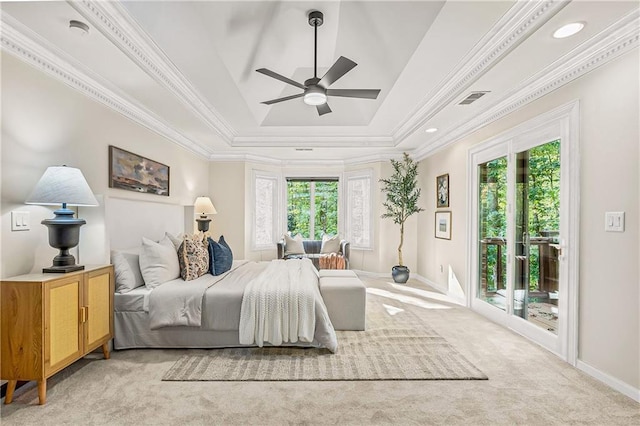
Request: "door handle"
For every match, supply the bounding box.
[79,306,89,323]
[553,238,566,260]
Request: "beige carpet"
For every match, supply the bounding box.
[2,275,638,425]
[162,308,487,381]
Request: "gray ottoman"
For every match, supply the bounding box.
[319,274,366,331]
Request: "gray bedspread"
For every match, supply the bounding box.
[147,260,337,351]
[148,260,257,329]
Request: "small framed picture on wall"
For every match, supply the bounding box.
[436,173,449,208]
[435,211,451,240]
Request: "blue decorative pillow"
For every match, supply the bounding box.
[208,235,233,276]
[219,235,233,258]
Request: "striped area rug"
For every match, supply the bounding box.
[162,299,487,381]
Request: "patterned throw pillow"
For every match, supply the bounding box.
[208,235,233,276]
[178,234,210,281]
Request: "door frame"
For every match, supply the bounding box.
[466,100,580,365]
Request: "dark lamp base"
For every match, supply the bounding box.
[43,264,85,274]
[196,217,212,232]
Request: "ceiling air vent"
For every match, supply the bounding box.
[459,91,490,105]
[295,148,313,151]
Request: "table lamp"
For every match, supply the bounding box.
[25,165,99,273]
[194,196,217,232]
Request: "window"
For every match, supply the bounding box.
[287,178,338,239]
[252,171,280,249]
[344,170,373,249]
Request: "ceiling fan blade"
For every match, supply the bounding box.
[326,89,381,99]
[256,68,306,89]
[261,93,304,105]
[319,56,357,88]
[316,103,332,116]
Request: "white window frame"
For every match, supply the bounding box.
[343,169,374,250]
[251,169,282,250]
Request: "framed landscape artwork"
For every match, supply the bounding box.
[436,173,449,208]
[109,145,170,196]
[435,211,451,240]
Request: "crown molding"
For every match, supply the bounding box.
[343,152,399,166]
[392,0,569,144]
[0,11,213,159]
[413,9,640,161]
[209,152,345,166]
[68,0,237,143]
[209,151,397,167]
[231,135,394,148]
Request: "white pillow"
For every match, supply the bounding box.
[165,232,183,252]
[284,233,305,255]
[111,249,145,293]
[320,234,341,254]
[139,235,180,289]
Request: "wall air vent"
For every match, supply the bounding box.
[459,91,490,105]
[295,148,313,151]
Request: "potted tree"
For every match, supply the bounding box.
[380,153,424,283]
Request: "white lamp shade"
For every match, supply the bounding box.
[194,196,217,215]
[25,166,98,206]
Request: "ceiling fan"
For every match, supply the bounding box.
[256,10,381,116]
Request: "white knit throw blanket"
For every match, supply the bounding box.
[239,259,318,348]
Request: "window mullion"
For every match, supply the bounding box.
[309,182,316,239]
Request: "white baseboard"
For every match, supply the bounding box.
[414,274,466,306]
[412,273,447,293]
[576,360,640,402]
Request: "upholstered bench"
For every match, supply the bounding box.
[318,269,366,331]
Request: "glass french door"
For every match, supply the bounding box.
[472,138,566,357]
[513,142,561,334]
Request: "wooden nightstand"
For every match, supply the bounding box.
[1,265,114,405]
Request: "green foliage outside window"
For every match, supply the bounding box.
[523,140,561,289]
[287,180,338,239]
[479,140,560,293]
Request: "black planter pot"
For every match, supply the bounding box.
[391,265,410,284]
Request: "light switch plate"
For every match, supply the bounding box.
[11,211,30,231]
[604,211,625,232]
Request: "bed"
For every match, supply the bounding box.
[107,197,337,352]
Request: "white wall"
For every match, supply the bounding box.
[416,51,639,391]
[207,159,421,275]
[207,161,245,258]
[1,53,210,278]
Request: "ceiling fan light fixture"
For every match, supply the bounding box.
[553,22,585,39]
[257,10,379,115]
[303,87,327,106]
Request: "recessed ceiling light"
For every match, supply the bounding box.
[553,22,585,39]
[425,128,438,133]
[69,20,90,36]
